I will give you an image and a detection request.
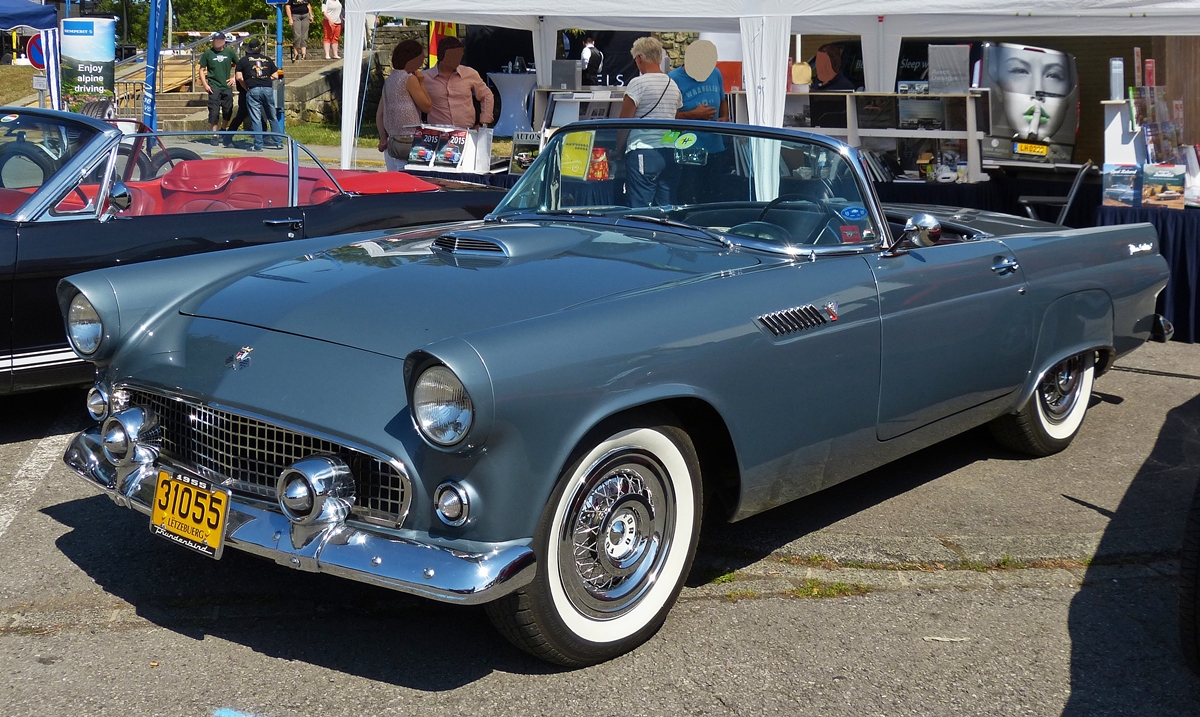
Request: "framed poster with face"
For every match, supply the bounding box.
[978,42,1079,163]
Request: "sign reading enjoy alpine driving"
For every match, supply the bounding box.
[60,18,116,111]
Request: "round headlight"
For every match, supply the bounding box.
[412,365,473,446]
[67,293,103,355]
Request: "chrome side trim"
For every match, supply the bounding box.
[63,428,536,605]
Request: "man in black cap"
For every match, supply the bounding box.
[235,38,284,151]
[199,32,238,145]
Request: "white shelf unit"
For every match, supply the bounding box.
[731,91,988,183]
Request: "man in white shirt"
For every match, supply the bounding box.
[619,36,682,207]
[581,37,603,85]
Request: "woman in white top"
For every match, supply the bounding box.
[321,0,343,60]
[619,36,682,207]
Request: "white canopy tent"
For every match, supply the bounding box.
[340,0,1200,168]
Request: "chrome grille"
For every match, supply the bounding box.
[757,305,828,337]
[432,234,505,253]
[126,389,409,525]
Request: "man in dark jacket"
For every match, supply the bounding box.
[235,38,284,151]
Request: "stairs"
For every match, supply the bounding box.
[156,92,210,131]
[282,55,343,79]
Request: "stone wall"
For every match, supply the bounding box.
[284,24,427,125]
[654,32,700,69]
[362,25,427,125]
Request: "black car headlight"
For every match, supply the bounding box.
[67,293,103,356]
[412,365,474,446]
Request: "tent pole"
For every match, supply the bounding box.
[354,22,379,170]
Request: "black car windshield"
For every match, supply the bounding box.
[0,110,99,216]
[492,122,882,250]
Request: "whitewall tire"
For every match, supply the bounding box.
[990,352,1095,456]
[485,416,702,666]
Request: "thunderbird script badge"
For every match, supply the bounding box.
[225,346,253,370]
[823,301,839,321]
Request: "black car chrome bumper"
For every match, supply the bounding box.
[62,427,536,605]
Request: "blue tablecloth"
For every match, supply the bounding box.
[1096,205,1200,343]
[874,180,1007,213]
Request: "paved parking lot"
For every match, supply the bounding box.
[1,342,1198,716]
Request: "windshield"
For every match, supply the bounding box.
[492,122,881,250]
[0,110,99,216]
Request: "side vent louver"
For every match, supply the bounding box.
[757,305,828,337]
[432,234,506,254]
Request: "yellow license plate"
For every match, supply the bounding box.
[149,470,230,559]
[1014,142,1049,156]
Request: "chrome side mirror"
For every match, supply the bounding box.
[109,181,132,212]
[902,213,942,248]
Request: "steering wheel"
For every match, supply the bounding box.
[727,221,793,245]
[756,192,842,245]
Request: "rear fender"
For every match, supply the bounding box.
[1009,289,1112,412]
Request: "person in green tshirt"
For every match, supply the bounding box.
[199,33,239,146]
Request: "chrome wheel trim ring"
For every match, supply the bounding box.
[558,451,675,620]
[1038,354,1084,425]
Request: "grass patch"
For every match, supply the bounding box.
[776,553,1094,573]
[286,121,379,148]
[786,579,872,599]
[723,589,758,602]
[0,65,35,106]
[710,570,739,584]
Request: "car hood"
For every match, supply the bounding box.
[180,220,772,359]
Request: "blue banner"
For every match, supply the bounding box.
[142,0,167,128]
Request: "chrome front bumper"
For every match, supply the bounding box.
[63,427,536,605]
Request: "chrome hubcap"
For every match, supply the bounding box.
[1039,355,1084,424]
[560,449,675,620]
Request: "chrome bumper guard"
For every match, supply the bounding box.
[63,427,535,605]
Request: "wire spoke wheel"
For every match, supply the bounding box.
[1037,354,1085,424]
[559,450,675,620]
[990,350,1095,455]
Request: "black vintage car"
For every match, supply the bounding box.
[0,108,502,394]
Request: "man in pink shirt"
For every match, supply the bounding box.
[423,36,494,128]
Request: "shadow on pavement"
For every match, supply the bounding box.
[40,496,562,690]
[690,425,1008,580]
[0,387,85,445]
[1063,393,1200,714]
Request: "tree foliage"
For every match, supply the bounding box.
[97,0,330,48]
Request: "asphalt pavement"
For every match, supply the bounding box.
[1,341,1198,716]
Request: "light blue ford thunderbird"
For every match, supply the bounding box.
[59,120,1171,666]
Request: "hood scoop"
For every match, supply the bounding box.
[432,232,507,255]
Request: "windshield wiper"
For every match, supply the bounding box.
[617,214,733,249]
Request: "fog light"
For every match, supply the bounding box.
[100,407,159,467]
[434,482,469,526]
[276,455,354,525]
[86,386,109,422]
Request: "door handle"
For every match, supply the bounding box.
[263,217,303,228]
[991,257,1020,275]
